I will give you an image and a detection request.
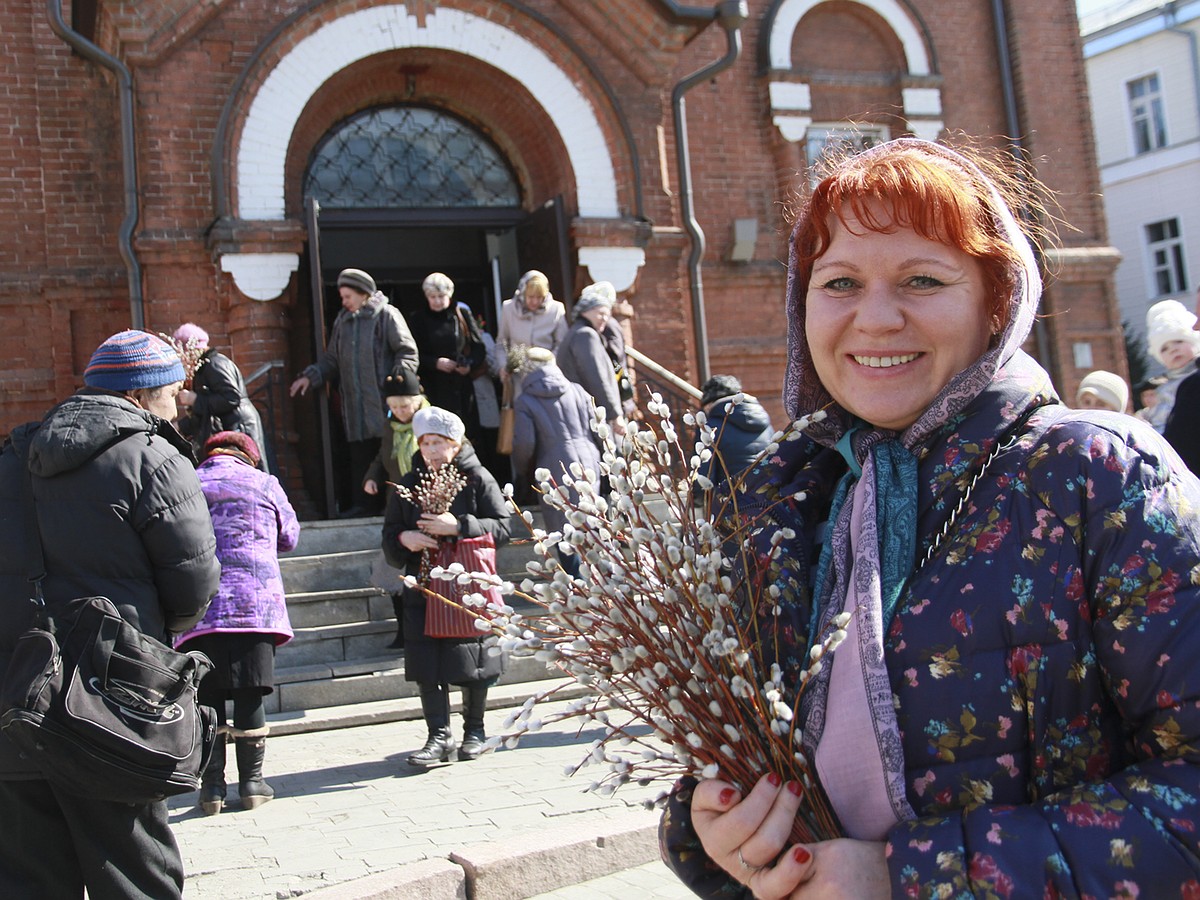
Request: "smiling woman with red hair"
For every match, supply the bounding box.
[659,139,1200,898]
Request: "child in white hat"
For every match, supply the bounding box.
[1075,370,1129,413]
[1144,299,1200,431]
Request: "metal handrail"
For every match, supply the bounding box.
[624,348,702,478]
[245,360,285,476]
[626,347,702,401]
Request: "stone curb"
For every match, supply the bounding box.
[298,857,466,899]
[266,678,591,737]
[299,814,658,900]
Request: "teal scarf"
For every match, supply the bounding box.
[810,436,918,649]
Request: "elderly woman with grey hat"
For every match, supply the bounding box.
[556,281,627,435]
[290,268,419,517]
[381,407,511,766]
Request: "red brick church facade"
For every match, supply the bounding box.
[2,0,1123,514]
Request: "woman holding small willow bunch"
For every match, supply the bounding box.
[382,407,511,766]
[660,139,1200,897]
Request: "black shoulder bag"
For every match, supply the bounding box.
[0,460,218,804]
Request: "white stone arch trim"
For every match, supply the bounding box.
[235,4,619,221]
[766,0,942,143]
[768,0,930,74]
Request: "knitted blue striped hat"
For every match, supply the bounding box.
[84,330,186,391]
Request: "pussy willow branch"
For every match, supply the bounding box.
[407,396,844,842]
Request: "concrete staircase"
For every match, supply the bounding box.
[268,515,558,717]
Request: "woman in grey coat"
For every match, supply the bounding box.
[290,268,419,516]
[511,348,601,578]
[555,281,626,436]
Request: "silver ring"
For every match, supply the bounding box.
[737,848,765,873]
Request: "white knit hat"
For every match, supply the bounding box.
[413,407,466,443]
[1146,299,1200,365]
[1076,370,1129,412]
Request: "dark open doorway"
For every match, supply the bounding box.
[294,201,568,518]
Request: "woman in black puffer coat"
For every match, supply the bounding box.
[382,407,511,766]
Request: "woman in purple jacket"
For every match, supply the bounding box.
[176,431,300,815]
[660,139,1200,897]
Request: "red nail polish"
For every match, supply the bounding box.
[767,773,782,787]
[718,788,736,805]
[787,780,802,796]
[793,846,811,864]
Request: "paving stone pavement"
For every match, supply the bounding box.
[169,694,686,899]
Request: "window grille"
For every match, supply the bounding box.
[1127,74,1167,155]
[803,125,889,186]
[305,106,520,209]
[1146,218,1188,297]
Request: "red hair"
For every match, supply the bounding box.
[794,145,1030,330]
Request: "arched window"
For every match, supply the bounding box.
[305,106,520,209]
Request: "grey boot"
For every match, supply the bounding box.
[199,734,227,816]
[232,728,274,810]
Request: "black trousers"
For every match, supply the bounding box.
[347,437,383,513]
[0,778,183,899]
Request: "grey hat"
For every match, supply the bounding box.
[413,406,466,443]
[337,268,376,295]
[574,281,616,318]
[700,374,742,407]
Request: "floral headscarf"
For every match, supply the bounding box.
[783,138,1041,458]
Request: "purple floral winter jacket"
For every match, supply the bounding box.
[175,455,300,647]
[661,357,1200,897]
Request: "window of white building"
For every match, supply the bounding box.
[1146,218,1188,296]
[1127,73,1167,154]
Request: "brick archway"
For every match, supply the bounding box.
[234,4,619,222]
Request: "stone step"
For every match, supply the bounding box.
[267,649,563,715]
[278,617,400,668]
[282,516,386,557]
[280,548,378,594]
[281,534,542,595]
[280,592,546,669]
[286,587,391,629]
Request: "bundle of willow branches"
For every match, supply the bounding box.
[391,464,469,581]
[160,333,207,390]
[421,394,844,843]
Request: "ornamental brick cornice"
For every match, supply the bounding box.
[1043,245,1123,282]
[204,217,306,259]
[107,0,231,67]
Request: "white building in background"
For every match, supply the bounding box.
[1082,0,1200,367]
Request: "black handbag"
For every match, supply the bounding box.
[0,459,218,804]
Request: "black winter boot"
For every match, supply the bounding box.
[409,683,455,767]
[233,729,274,810]
[458,682,490,761]
[408,727,457,767]
[199,734,227,815]
[387,593,405,649]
